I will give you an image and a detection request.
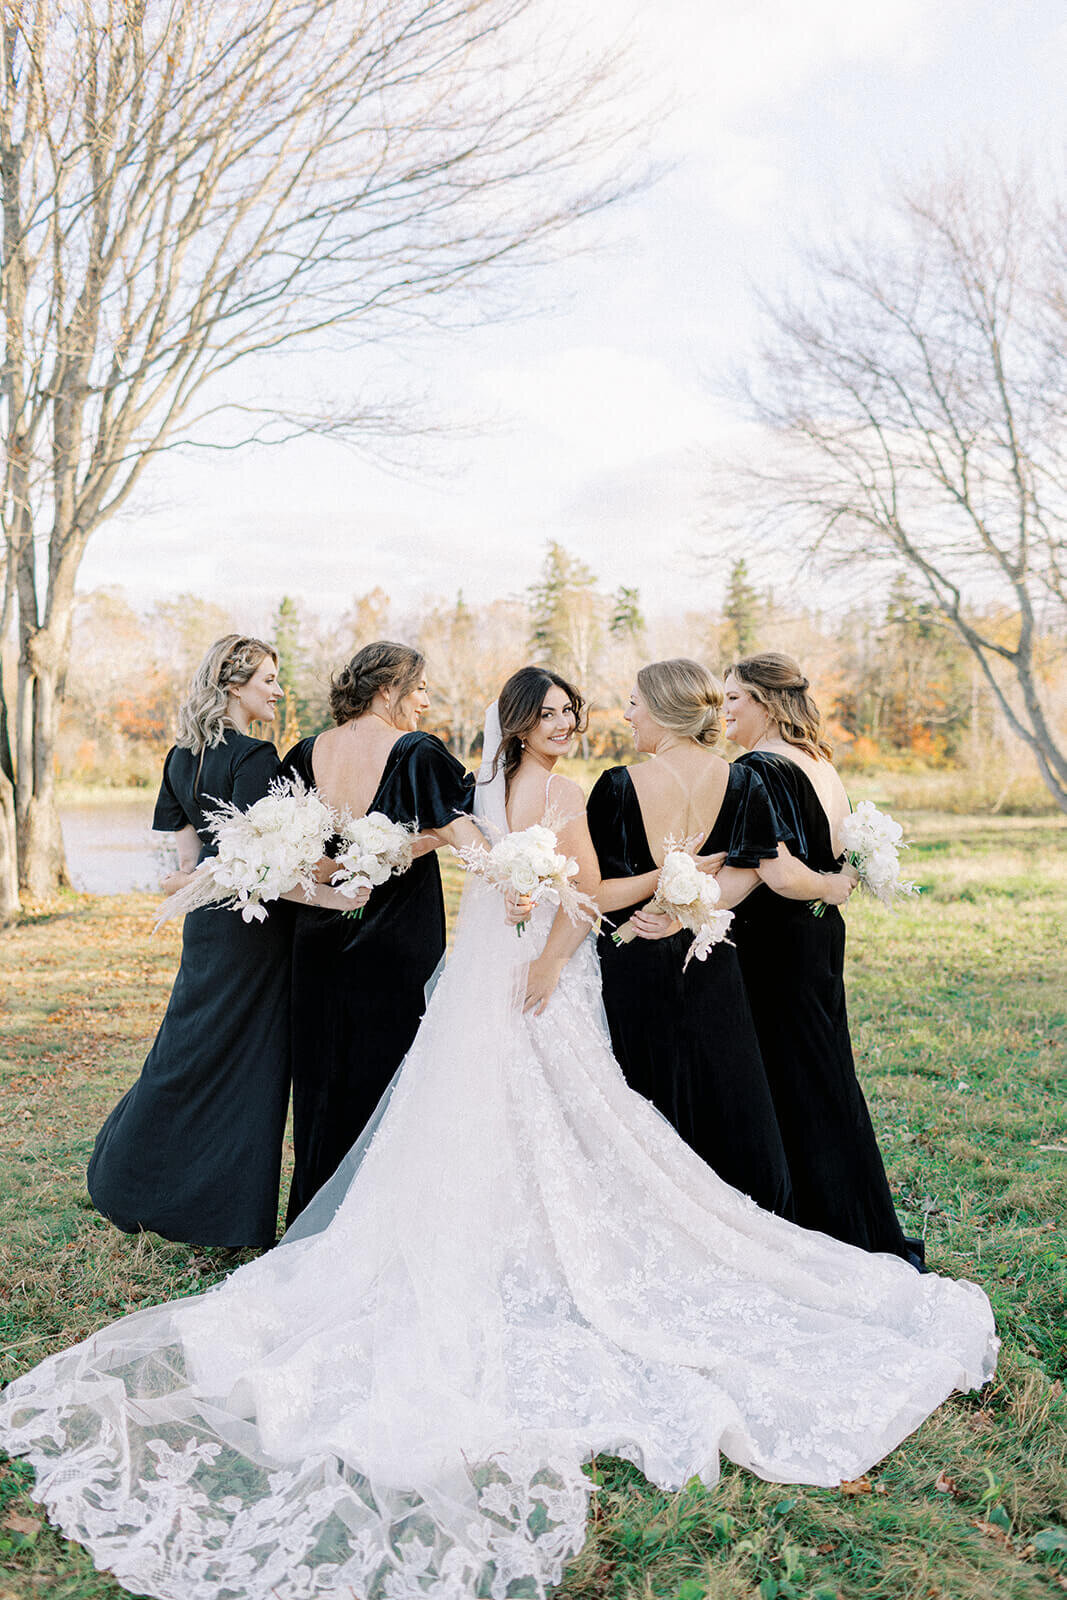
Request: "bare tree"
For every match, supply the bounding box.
[0,0,639,900]
[724,163,1067,812]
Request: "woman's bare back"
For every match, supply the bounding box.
[758,742,850,853]
[627,750,731,864]
[310,717,403,819]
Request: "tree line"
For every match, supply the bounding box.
[53,544,1058,810]
[1,3,1064,919]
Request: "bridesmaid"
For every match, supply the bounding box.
[585,659,848,1216]
[281,640,478,1225]
[720,651,922,1266]
[89,636,294,1249]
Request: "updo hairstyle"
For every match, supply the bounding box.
[175,635,277,753]
[636,658,723,748]
[330,640,425,726]
[492,665,586,788]
[725,651,832,760]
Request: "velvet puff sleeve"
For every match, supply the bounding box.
[152,748,187,832]
[721,763,791,869]
[733,751,810,863]
[381,732,474,830]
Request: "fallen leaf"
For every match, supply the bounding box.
[972,1518,1013,1548]
[934,1470,959,1496]
[839,1477,871,1496]
[2,1510,41,1535]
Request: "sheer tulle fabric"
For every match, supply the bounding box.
[0,712,996,1600]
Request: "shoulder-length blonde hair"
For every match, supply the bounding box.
[724,651,832,760]
[637,658,723,748]
[175,635,277,753]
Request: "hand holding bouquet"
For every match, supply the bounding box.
[456,821,598,935]
[812,800,918,917]
[330,811,417,919]
[613,846,733,970]
[154,778,337,927]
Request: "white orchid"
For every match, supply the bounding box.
[330,812,416,916]
[155,777,339,927]
[812,801,918,916]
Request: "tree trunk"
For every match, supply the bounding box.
[16,626,71,898]
[0,674,18,923]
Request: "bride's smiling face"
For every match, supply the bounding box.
[523,686,577,763]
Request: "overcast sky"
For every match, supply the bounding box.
[78,0,1067,627]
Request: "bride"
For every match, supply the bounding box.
[0,667,997,1600]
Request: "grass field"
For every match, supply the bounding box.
[0,815,1065,1599]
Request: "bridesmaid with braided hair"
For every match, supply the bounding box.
[88,636,293,1249]
[718,651,923,1266]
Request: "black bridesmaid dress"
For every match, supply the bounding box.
[731,750,922,1265]
[87,733,292,1249]
[587,763,793,1217]
[280,729,473,1226]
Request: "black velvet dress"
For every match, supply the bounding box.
[281,729,473,1226]
[731,750,921,1264]
[587,763,793,1218]
[87,733,292,1249]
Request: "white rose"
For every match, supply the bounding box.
[659,851,701,906]
[510,862,540,896]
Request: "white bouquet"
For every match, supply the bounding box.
[613,846,734,971]
[155,777,337,926]
[330,811,416,919]
[456,820,598,935]
[812,800,918,916]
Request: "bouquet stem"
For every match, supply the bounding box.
[611,920,638,946]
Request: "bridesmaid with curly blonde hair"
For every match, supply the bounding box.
[89,636,299,1249]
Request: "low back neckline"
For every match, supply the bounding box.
[622,764,728,866]
[307,727,419,822]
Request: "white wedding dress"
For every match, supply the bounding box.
[0,713,997,1600]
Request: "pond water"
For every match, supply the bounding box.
[59,800,171,895]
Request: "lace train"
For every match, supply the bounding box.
[0,884,996,1600]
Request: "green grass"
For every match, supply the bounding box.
[1,815,1066,1599]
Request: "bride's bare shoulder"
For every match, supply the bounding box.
[546,772,586,811]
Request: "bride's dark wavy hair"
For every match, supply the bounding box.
[491,666,586,789]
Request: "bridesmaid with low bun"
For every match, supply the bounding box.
[719,651,923,1266]
[280,640,478,1225]
[588,659,820,1216]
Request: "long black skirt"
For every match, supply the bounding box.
[87,903,292,1249]
[597,928,793,1219]
[731,890,920,1262]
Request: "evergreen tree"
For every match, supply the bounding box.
[527,543,603,756]
[723,558,762,658]
[609,586,646,644]
[272,595,310,744]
